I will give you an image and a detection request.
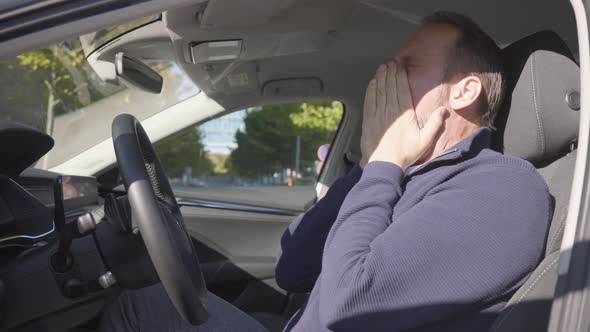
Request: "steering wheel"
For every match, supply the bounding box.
[111,113,209,325]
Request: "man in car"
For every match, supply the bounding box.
[101,11,552,332]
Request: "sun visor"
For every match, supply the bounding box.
[0,122,54,176]
[191,40,243,63]
[189,31,335,95]
[189,31,336,65]
[202,61,259,94]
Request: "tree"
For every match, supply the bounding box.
[16,44,87,135]
[157,127,214,179]
[0,35,131,133]
[290,101,343,133]
[225,103,298,178]
[13,40,102,168]
[226,101,343,179]
[0,38,129,168]
[290,101,344,172]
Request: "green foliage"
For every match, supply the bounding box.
[17,48,84,71]
[15,46,87,116]
[157,127,214,179]
[1,40,124,135]
[208,153,229,174]
[226,101,343,178]
[290,101,343,132]
[17,51,54,70]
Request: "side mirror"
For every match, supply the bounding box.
[115,52,163,94]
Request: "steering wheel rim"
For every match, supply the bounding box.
[112,113,209,325]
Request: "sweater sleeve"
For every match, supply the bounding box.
[275,164,363,293]
[318,162,551,331]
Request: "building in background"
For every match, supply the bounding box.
[198,109,250,154]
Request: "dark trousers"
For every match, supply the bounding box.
[100,283,270,332]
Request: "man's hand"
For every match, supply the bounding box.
[361,63,446,170]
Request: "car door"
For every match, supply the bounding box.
[546,0,590,330]
[155,101,344,313]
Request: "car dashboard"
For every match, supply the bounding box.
[0,169,100,251]
[0,124,110,331]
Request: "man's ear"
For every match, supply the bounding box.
[448,76,482,111]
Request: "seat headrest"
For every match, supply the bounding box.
[494,31,580,164]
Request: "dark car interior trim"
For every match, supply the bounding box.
[0,0,153,43]
[177,198,301,217]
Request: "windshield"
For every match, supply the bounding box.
[80,14,160,53]
[0,24,200,170]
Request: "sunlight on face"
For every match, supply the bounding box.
[395,24,460,128]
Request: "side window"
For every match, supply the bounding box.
[156,101,344,211]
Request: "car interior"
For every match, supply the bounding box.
[0,0,586,331]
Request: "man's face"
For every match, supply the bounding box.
[395,24,460,127]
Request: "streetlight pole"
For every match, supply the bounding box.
[294,135,301,178]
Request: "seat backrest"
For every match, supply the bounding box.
[538,152,577,256]
[489,31,580,332]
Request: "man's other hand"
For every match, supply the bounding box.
[361,62,446,170]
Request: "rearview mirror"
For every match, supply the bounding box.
[115,52,163,94]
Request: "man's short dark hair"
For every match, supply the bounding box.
[422,11,505,127]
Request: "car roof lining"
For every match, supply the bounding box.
[0,0,577,112]
[157,0,578,112]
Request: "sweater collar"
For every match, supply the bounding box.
[406,127,492,176]
[452,126,493,156]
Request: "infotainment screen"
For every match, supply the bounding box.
[62,175,99,211]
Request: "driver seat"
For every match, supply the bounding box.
[489,31,580,331]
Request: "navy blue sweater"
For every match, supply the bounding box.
[277,128,552,332]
